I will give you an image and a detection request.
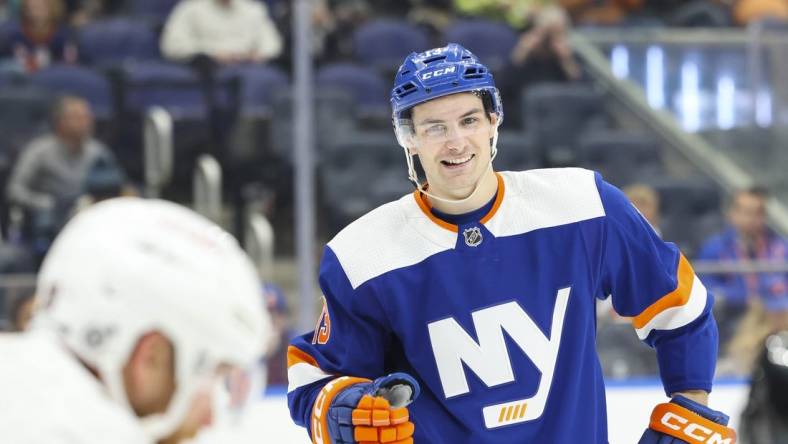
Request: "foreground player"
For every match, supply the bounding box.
[287,43,736,443]
[0,198,271,444]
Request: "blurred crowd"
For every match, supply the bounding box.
[0,3,787,435]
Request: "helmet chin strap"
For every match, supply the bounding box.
[405,124,500,206]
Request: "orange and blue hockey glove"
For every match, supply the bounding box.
[310,372,420,444]
[638,395,737,443]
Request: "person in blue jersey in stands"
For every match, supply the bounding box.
[286,43,737,443]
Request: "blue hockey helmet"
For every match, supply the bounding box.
[390,43,503,125]
[390,43,504,193]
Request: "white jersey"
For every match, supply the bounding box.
[0,331,150,444]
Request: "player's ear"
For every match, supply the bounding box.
[123,332,176,416]
[137,332,170,371]
[125,332,171,390]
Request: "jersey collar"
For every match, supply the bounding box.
[412,172,505,233]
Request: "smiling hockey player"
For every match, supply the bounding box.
[286,43,737,443]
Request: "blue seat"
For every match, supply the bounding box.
[322,131,410,231]
[523,82,606,166]
[269,89,355,162]
[120,60,206,119]
[126,0,181,24]
[316,63,388,118]
[577,130,662,187]
[494,130,537,171]
[0,19,14,56]
[78,19,160,66]
[29,65,113,119]
[0,69,24,89]
[353,20,430,72]
[443,20,518,72]
[647,177,724,257]
[114,61,215,185]
[219,64,289,118]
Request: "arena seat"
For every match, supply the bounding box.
[78,18,160,66]
[577,129,663,187]
[353,19,430,73]
[443,19,518,72]
[522,82,607,167]
[30,64,114,120]
[316,63,389,120]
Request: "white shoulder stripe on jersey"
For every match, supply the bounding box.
[486,169,605,238]
[287,363,333,393]
[330,168,605,290]
[634,275,708,340]
[329,196,456,290]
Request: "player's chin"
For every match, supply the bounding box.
[441,175,481,197]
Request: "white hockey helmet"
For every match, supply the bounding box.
[34,197,271,440]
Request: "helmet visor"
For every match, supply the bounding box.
[393,89,502,149]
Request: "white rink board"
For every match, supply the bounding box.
[204,382,748,443]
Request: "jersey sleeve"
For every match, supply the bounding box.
[595,174,718,396]
[286,246,391,435]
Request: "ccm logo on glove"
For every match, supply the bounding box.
[650,403,736,444]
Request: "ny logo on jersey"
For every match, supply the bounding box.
[427,287,571,429]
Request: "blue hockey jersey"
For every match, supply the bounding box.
[287,168,718,443]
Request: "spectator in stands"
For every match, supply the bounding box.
[453,0,535,30]
[5,95,124,248]
[560,0,643,26]
[624,183,662,236]
[160,0,283,65]
[733,0,788,25]
[3,0,77,73]
[66,0,125,28]
[160,0,283,153]
[719,298,774,376]
[697,187,788,348]
[266,0,369,64]
[496,5,582,127]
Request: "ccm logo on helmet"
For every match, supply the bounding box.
[659,411,734,444]
[421,66,456,80]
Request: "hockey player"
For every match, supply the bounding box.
[0,198,271,444]
[286,43,737,443]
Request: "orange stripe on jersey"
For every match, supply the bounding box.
[413,190,458,233]
[479,173,505,225]
[632,254,695,329]
[287,345,319,369]
[412,172,505,233]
